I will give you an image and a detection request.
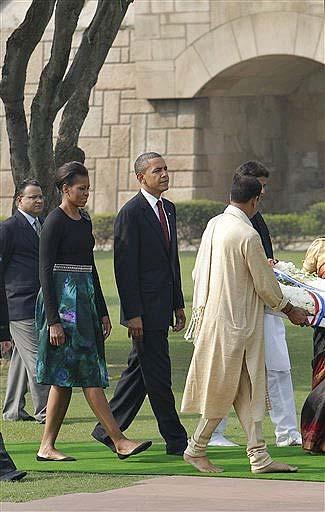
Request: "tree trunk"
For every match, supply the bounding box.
[0,0,56,194]
[1,0,134,214]
[28,0,85,212]
[55,0,134,170]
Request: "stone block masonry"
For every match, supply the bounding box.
[0,0,324,216]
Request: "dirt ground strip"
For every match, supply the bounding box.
[2,475,324,512]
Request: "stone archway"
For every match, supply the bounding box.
[174,11,324,98]
[133,6,324,211]
[191,55,324,212]
[169,12,325,211]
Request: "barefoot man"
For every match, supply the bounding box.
[181,175,309,474]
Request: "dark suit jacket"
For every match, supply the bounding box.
[251,211,274,259]
[114,191,184,331]
[0,211,41,328]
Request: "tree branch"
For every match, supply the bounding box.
[28,0,85,203]
[55,0,133,167]
[0,0,56,102]
[0,0,56,186]
[53,0,133,113]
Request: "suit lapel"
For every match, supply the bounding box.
[162,199,176,261]
[15,211,39,249]
[138,192,169,256]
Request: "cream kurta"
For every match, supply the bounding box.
[181,206,287,420]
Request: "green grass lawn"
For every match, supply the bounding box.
[1,250,317,502]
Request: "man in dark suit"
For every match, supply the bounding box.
[92,152,188,455]
[0,311,27,481]
[0,179,49,423]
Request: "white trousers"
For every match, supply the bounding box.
[267,369,299,439]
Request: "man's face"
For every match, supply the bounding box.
[137,157,169,197]
[257,177,268,200]
[17,185,44,216]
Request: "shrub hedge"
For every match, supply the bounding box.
[92,214,115,248]
[1,201,324,249]
[175,200,225,244]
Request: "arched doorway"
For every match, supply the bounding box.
[193,55,324,212]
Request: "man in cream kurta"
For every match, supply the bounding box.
[182,176,309,474]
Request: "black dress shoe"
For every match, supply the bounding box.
[0,470,27,482]
[21,414,35,422]
[91,430,116,453]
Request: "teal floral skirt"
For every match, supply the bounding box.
[36,266,108,388]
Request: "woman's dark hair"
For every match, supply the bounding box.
[230,175,262,203]
[55,161,88,192]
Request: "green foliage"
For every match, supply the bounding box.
[302,202,325,236]
[92,214,116,247]
[263,213,302,249]
[90,201,324,249]
[176,200,225,244]
[90,201,226,247]
[264,201,325,249]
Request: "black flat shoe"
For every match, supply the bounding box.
[36,455,76,462]
[117,441,152,460]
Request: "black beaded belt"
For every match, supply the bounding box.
[53,264,92,273]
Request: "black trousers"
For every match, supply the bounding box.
[0,432,17,476]
[93,329,187,450]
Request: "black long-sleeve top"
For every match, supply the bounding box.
[251,211,274,259]
[39,207,108,326]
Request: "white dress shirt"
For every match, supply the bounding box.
[141,188,170,237]
[18,208,39,233]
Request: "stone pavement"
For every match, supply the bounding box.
[2,476,324,512]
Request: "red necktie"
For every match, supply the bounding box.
[157,199,170,247]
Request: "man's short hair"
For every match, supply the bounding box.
[230,175,262,203]
[134,152,162,175]
[15,179,41,199]
[234,160,270,178]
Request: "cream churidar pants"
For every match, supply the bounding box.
[185,360,273,471]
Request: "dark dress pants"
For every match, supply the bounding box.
[0,432,16,475]
[93,329,187,451]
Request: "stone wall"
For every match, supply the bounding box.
[286,68,325,211]
[135,0,324,99]
[0,0,324,217]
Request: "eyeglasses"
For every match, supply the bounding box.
[21,195,44,201]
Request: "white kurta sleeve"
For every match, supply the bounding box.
[245,234,288,311]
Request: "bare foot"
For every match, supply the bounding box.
[183,453,224,473]
[115,438,150,455]
[252,460,298,474]
[37,447,74,461]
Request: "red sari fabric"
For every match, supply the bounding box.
[301,327,325,454]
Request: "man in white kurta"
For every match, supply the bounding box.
[182,177,309,473]
[209,161,302,448]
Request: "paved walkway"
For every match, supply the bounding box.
[3,476,324,512]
